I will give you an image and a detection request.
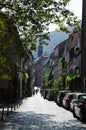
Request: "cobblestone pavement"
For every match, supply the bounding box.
[0,92,86,130]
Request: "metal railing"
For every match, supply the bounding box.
[0,99,22,120]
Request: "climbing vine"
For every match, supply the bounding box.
[66,73,81,90]
[57,57,67,90]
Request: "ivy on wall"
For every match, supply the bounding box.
[66,73,81,90]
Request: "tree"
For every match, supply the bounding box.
[45,68,53,88]
[0,0,80,50]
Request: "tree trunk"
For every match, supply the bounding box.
[81,0,86,92]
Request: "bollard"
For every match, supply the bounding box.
[1,105,4,120]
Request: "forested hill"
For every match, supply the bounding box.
[43,30,69,55]
[32,30,69,59]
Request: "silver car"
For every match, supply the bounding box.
[73,96,86,122]
[70,93,86,112]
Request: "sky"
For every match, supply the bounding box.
[66,0,82,19]
[49,0,82,32]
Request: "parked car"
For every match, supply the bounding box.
[70,93,86,112]
[73,96,86,122]
[46,89,58,101]
[57,91,70,106]
[62,93,75,109]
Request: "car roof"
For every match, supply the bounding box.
[74,93,86,96]
[64,93,75,97]
[66,92,74,95]
[59,91,70,93]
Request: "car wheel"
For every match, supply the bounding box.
[80,111,85,122]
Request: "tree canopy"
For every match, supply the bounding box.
[0,0,80,50]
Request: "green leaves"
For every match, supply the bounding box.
[0,0,80,50]
[30,43,36,51]
[57,57,67,89]
[0,12,24,79]
[66,74,81,90]
[59,0,71,6]
[22,71,29,80]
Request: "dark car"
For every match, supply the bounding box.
[62,93,75,109]
[47,89,58,101]
[73,96,86,122]
[70,93,86,112]
[57,91,69,106]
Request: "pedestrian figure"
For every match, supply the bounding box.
[36,89,38,94]
[32,89,35,96]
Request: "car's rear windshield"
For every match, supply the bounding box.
[60,92,68,97]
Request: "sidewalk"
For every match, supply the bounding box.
[0,92,86,130]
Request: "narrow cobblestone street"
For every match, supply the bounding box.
[0,92,86,130]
